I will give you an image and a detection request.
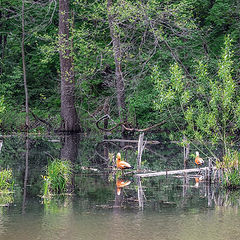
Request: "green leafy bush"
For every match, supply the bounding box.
[42,159,72,196]
[0,106,26,132]
[154,35,240,154]
[0,96,5,125]
[0,169,14,193]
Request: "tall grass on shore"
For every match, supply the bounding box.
[42,159,72,197]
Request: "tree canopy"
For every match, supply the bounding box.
[0,0,239,142]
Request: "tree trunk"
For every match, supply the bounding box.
[60,134,80,193]
[0,10,2,75]
[107,0,127,127]
[21,0,30,129]
[60,134,80,162]
[0,9,8,75]
[59,0,80,132]
[22,134,29,214]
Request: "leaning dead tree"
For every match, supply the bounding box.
[96,114,166,133]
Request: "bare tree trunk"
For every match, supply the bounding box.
[137,132,145,170]
[59,0,80,132]
[107,0,127,130]
[60,134,80,193]
[0,10,3,75]
[0,9,7,75]
[22,134,29,214]
[60,134,79,162]
[137,177,144,210]
[21,0,30,129]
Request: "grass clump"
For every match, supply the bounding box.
[0,169,14,193]
[216,150,240,189]
[42,159,72,196]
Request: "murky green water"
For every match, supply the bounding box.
[0,135,240,240]
[1,190,240,240]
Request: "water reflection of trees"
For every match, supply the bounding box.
[41,196,74,240]
[94,138,184,171]
[1,135,240,213]
[111,174,240,211]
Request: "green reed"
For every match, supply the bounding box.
[42,159,72,196]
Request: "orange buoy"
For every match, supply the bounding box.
[116,153,133,170]
[195,151,204,166]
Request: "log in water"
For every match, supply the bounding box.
[135,166,217,178]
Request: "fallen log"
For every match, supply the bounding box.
[135,166,217,178]
[102,139,160,144]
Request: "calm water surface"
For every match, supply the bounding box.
[0,135,239,240]
[1,196,240,240]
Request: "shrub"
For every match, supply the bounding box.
[0,169,14,193]
[42,159,72,196]
[216,150,240,188]
[153,35,240,155]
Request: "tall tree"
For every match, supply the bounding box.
[59,0,80,132]
[0,9,7,75]
[21,0,30,129]
[107,0,127,128]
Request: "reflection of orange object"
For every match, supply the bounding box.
[194,177,200,187]
[116,179,131,195]
[195,177,199,183]
[195,151,204,166]
[116,153,133,170]
[194,176,204,187]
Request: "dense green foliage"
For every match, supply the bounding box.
[154,36,239,152]
[0,0,239,142]
[0,169,14,193]
[0,96,5,124]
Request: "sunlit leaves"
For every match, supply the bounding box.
[169,0,198,29]
[170,63,184,93]
[185,106,194,132]
[0,169,14,193]
[152,65,175,111]
[195,60,210,96]
[218,35,235,110]
[154,35,239,151]
[0,96,5,114]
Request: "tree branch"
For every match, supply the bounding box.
[96,114,166,133]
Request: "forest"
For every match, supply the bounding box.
[1,2,240,235]
[0,0,240,153]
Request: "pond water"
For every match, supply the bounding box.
[0,134,240,240]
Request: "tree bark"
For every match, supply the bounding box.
[22,134,29,214]
[107,0,127,127]
[21,0,30,129]
[59,0,80,132]
[60,134,80,162]
[0,10,2,75]
[60,134,80,193]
